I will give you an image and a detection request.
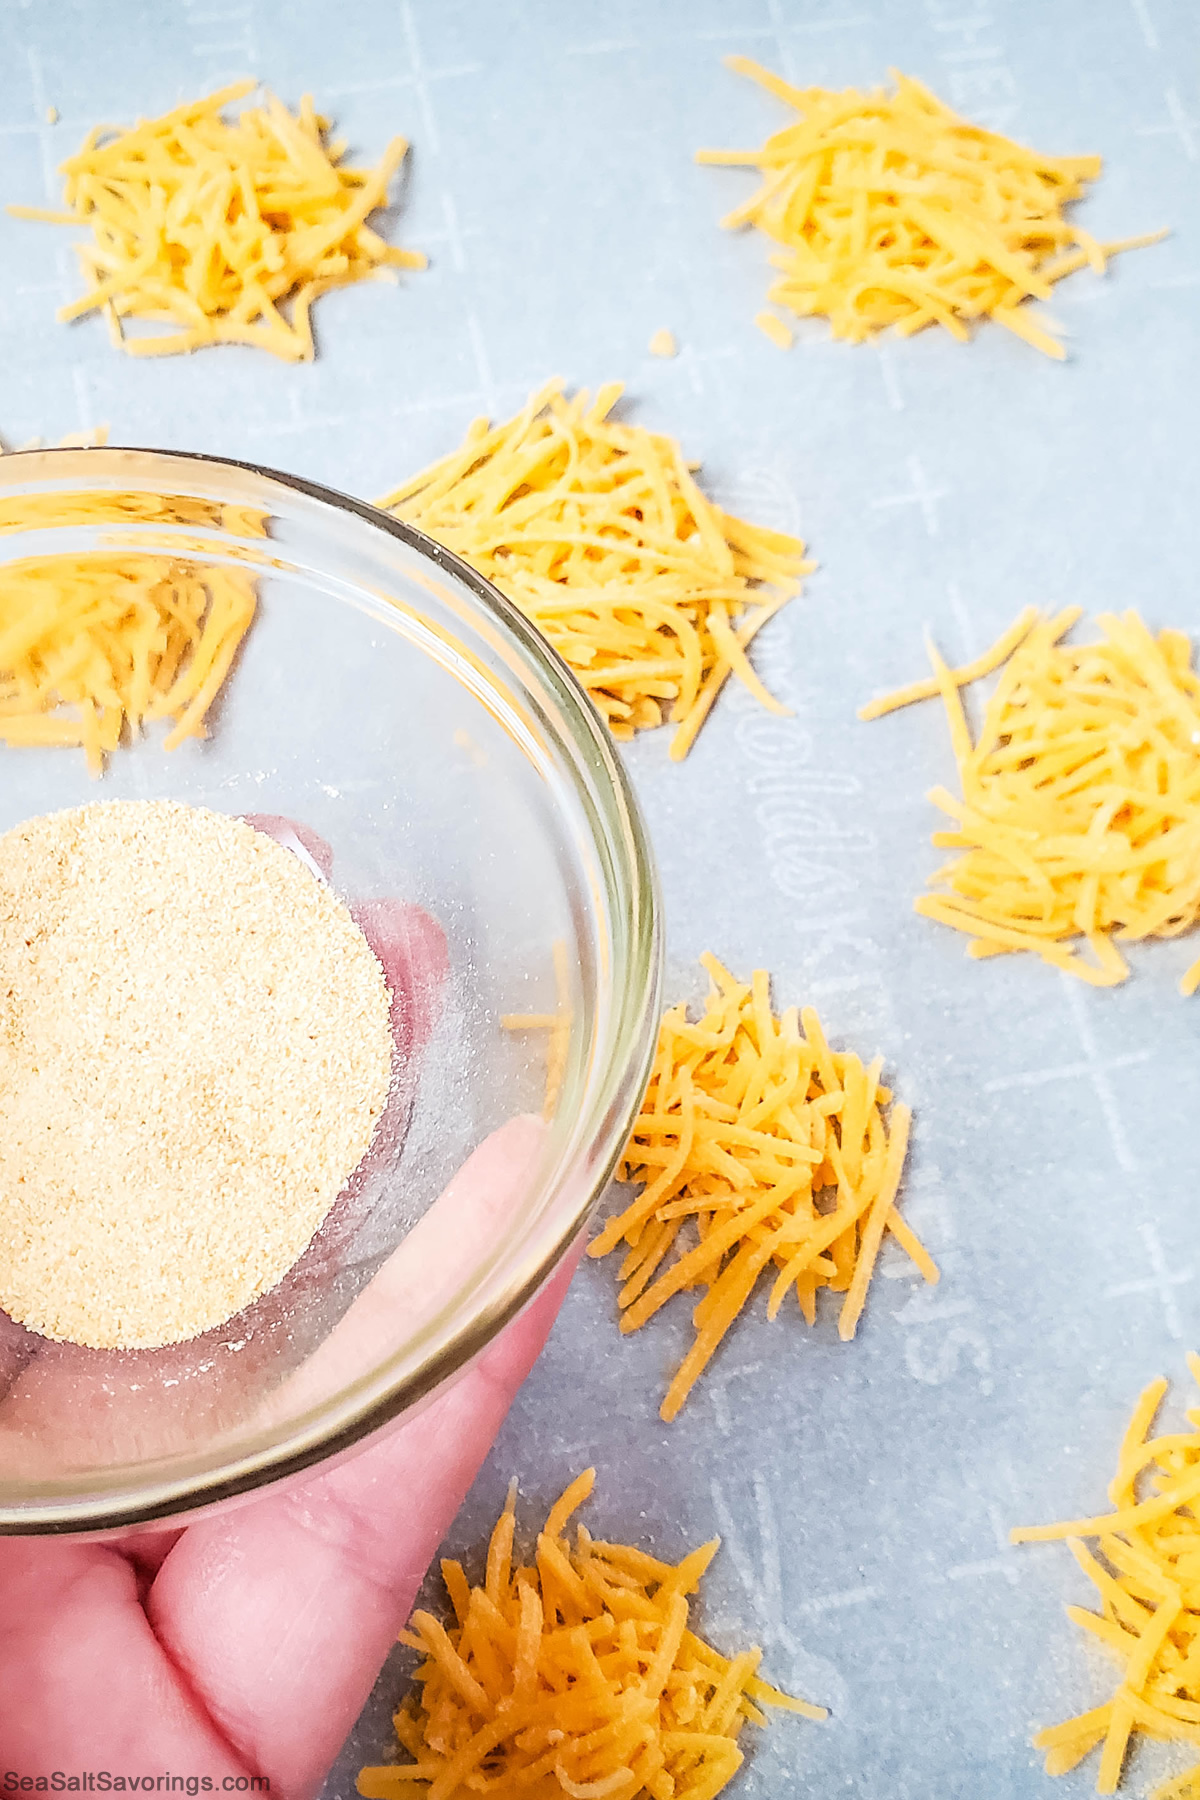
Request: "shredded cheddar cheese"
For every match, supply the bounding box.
[862,608,1200,996]
[378,381,813,758]
[753,311,793,350]
[9,81,424,360]
[648,328,678,357]
[358,1468,825,1800]
[1011,1358,1200,1796]
[699,58,1167,358]
[589,956,937,1422]
[0,554,256,773]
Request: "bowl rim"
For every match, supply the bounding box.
[0,444,664,1535]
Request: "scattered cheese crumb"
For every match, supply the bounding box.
[699,58,1167,358]
[0,553,256,773]
[648,327,678,356]
[8,80,425,360]
[379,380,813,758]
[45,106,58,126]
[754,309,793,350]
[589,955,937,1421]
[451,725,488,767]
[358,1468,825,1800]
[861,607,1200,995]
[1011,1356,1200,1796]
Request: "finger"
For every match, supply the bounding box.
[350,898,448,1064]
[148,1248,580,1800]
[0,1114,542,1478]
[258,1115,545,1422]
[241,814,334,880]
[123,1527,186,1592]
[0,1539,250,1773]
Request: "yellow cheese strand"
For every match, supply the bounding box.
[8,82,424,360]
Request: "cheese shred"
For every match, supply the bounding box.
[0,554,256,773]
[358,1468,825,1800]
[699,58,1167,358]
[589,956,937,1421]
[379,381,813,757]
[1011,1357,1200,1797]
[8,81,424,360]
[861,608,1200,994]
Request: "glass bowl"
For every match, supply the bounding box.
[0,446,662,1536]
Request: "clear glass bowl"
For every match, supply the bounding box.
[0,447,661,1536]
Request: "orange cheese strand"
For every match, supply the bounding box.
[700,58,1167,357]
[863,608,1200,993]
[0,554,256,774]
[1012,1359,1200,1796]
[589,956,936,1421]
[358,1469,825,1800]
[8,82,424,360]
[378,380,813,758]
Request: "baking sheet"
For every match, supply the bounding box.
[1,0,1199,1792]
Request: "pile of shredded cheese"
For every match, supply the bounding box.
[0,554,256,773]
[698,58,1166,359]
[379,381,813,758]
[589,956,937,1422]
[861,607,1200,995]
[358,1468,824,1800]
[1011,1357,1200,1797]
[9,81,424,360]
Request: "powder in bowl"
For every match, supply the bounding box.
[0,798,394,1350]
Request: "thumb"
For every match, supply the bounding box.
[146,1234,581,1800]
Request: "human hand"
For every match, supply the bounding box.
[0,814,578,1791]
[0,1236,578,1794]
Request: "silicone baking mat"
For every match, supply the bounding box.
[1,2,1197,1792]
